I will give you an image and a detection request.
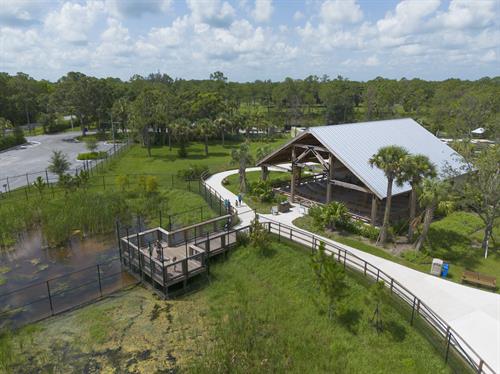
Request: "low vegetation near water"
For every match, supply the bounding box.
[1,239,460,373]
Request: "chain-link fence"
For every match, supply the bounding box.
[0,257,138,329]
[0,142,130,195]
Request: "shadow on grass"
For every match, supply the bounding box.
[337,307,361,335]
[385,320,407,342]
[427,227,481,269]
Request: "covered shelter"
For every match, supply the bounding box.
[257,118,464,225]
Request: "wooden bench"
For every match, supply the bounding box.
[462,270,497,289]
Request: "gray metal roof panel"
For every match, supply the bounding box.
[309,118,464,199]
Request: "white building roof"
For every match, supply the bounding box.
[308,118,465,199]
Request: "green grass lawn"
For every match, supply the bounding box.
[0,239,463,373]
[294,211,499,292]
[224,170,290,213]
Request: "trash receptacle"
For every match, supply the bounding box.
[431,258,443,276]
[441,263,449,278]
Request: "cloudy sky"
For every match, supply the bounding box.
[1,0,499,82]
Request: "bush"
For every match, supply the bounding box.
[0,132,25,151]
[116,175,130,191]
[177,164,209,180]
[249,180,274,203]
[43,122,70,134]
[77,151,107,160]
[145,176,159,193]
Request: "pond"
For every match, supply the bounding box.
[0,229,134,328]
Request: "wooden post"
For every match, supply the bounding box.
[290,147,296,203]
[261,165,269,181]
[371,195,378,226]
[326,154,334,203]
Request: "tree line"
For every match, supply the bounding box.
[1,71,499,144]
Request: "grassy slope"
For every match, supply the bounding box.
[294,211,499,291]
[1,240,459,373]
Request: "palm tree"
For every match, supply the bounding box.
[369,145,409,245]
[196,118,215,156]
[231,141,254,193]
[414,178,451,251]
[399,154,437,242]
[214,113,232,146]
[256,145,271,180]
[171,118,191,157]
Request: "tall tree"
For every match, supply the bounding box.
[196,118,215,156]
[369,146,410,245]
[414,178,451,252]
[399,154,437,242]
[214,113,232,146]
[450,144,499,258]
[231,141,254,193]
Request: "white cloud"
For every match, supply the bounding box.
[186,0,236,28]
[376,0,440,37]
[434,0,497,29]
[365,55,379,66]
[293,11,304,21]
[0,0,46,27]
[106,0,172,18]
[320,0,363,24]
[479,50,497,63]
[44,1,105,45]
[252,0,273,22]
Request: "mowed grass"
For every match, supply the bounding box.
[0,239,462,373]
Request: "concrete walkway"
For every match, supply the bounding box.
[206,167,500,373]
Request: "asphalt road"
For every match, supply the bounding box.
[0,131,114,190]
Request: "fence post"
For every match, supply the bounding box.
[200,206,203,221]
[45,169,49,184]
[103,175,106,190]
[445,331,451,363]
[364,262,367,276]
[97,264,103,297]
[169,215,172,231]
[278,222,281,242]
[410,297,417,325]
[6,177,10,193]
[159,210,162,227]
[46,281,54,315]
[26,173,30,189]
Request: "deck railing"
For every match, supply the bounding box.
[259,217,495,374]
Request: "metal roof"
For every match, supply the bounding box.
[308,118,464,199]
[257,118,466,199]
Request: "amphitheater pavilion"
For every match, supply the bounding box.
[257,118,463,226]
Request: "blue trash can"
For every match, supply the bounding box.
[441,263,449,278]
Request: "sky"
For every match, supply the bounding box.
[0,0,499,82]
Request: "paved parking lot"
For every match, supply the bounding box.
[0,131,114,190]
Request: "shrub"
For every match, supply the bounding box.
[249,180,274,203]
[77,151,107,160]
[116,175,130,191]
[145,176,159,193]
[177,164,209,180]
[43,122,70,134]
[0,132,25,151]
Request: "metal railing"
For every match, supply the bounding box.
[259,217,495,374]
[0,257,138,329]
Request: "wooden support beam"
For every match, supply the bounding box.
[371,195,378,225]
[326,154,334,203]
[261,165,269,181]
[330,179,371,194]
[293,143,330,153]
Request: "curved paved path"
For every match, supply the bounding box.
[206,167,500,373]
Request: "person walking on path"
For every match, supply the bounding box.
[237,193,242,206]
